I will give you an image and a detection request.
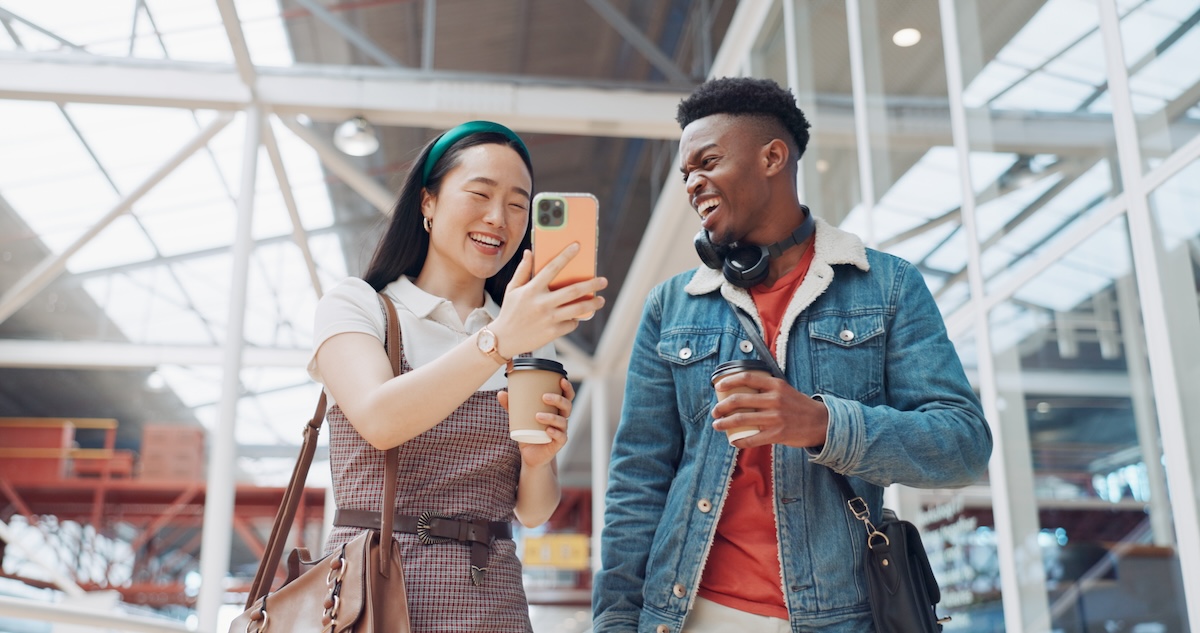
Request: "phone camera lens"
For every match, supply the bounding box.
[538,199,552,212]
[551,207,563,219]
[539,213,552,225]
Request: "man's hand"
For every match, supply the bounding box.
[710,370,829,449]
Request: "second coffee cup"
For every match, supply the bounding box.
[711,359,773,445]
[505,357,568,444]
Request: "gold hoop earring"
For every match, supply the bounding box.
[422,216,432,233]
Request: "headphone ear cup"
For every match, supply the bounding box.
[722,245,770,288]
[693,230,728,271]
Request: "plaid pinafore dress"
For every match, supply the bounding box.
[323,333,531,632]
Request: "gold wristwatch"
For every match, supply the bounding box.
[476,326,508,364]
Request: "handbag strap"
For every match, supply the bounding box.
[724,299,869,522]
[245,293,402,608]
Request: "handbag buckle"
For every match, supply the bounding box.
[847,496,870,521]
[417,511,452,545]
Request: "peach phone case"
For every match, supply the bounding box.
[531,192,599,298]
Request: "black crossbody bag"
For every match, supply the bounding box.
[726,301,948,632]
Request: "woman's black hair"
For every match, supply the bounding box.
[361,131,534,305]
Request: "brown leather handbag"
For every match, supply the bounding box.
[230,294,412,632]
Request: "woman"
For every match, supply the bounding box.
[308,120,607,631]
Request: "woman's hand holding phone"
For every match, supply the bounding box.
[490,245,607,359]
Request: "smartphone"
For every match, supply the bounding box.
[531,192,599,301]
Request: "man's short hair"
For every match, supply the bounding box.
[676,77,811,159]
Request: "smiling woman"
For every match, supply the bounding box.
[306,120,607,632]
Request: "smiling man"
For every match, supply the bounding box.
[592,77,992,633]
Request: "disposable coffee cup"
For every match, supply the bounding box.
[505,357,568,444]
[711,359,773,445]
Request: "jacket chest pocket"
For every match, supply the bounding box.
[808,313,885,402]
[657,331,721,425]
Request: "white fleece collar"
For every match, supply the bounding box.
[683,217,870,371]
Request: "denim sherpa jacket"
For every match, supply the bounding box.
[592,218,992,633]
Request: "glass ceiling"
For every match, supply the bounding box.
[1,0,1197,484]
[0,0,340,485]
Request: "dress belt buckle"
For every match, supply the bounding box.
[416,511,452,545]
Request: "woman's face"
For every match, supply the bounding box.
[422,143,532,284]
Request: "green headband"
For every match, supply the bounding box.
[421,120,530,185]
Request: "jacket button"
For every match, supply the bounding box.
[739,340,753,353]
[673,583,686,598]
[657,626,670,633]
[697,499,712,513]
[679,347,692,360]
[839,329,855,342]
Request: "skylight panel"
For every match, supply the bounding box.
[67,215,158,273]
[1138,0,1200,22]
[63,104,210,193]
[992,71,1095,112]
[1149,159,1200,252]
[996,0,1099,71]
[975,172,1065,242]
[887,222,958,264]
[3,174,121,252]
[0,0,127,51]
[142,0,233,63]
[924,227,969,272]
[1117,5,1187,66]
[309,233,352,292]
[137,196,238,258]
[1127,28,1200,102]
[1084,90,1168,114]
[963,62,1027,108]
[0,23,15,50]
[1044,31,1108,86]
[155,365,222,409]
[171,254,238,329]
[84,270,215,346]
[1017,262,1105,313]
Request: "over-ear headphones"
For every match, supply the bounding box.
[693,208,815,288]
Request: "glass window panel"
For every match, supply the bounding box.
[752,0,862,226]
[1119,0,1200,167]
[988,215,1188,630]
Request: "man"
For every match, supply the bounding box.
[592,77,992,633]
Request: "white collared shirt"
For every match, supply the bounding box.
[308,276,555,396]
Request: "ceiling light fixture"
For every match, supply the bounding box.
[892,28,921,47]
[333,115,380,156]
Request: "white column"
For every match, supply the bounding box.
[1097,1,1200,627]
[197,107,260,632]
[844,0,877,248]
[1114,275,1174,546]
[590,377,612,576]
[939,0,1051,629]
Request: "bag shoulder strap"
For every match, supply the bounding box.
[245,292,402,607]
[724,299,864,511]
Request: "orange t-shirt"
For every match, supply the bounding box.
[696,244,815,619]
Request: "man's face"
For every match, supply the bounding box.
[678,114,769,247]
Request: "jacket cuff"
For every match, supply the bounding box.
[805,393,863,471]
[590,612,641,633]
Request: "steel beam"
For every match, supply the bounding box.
[0,595,187,633]
[261,115,324,299]
[196,105,261,632]
[0,52,686,139]
[276,114,396,214]
[0,339,307,368]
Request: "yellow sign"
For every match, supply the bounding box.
[522,533,590,570]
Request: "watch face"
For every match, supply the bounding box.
[478,328,496,352]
